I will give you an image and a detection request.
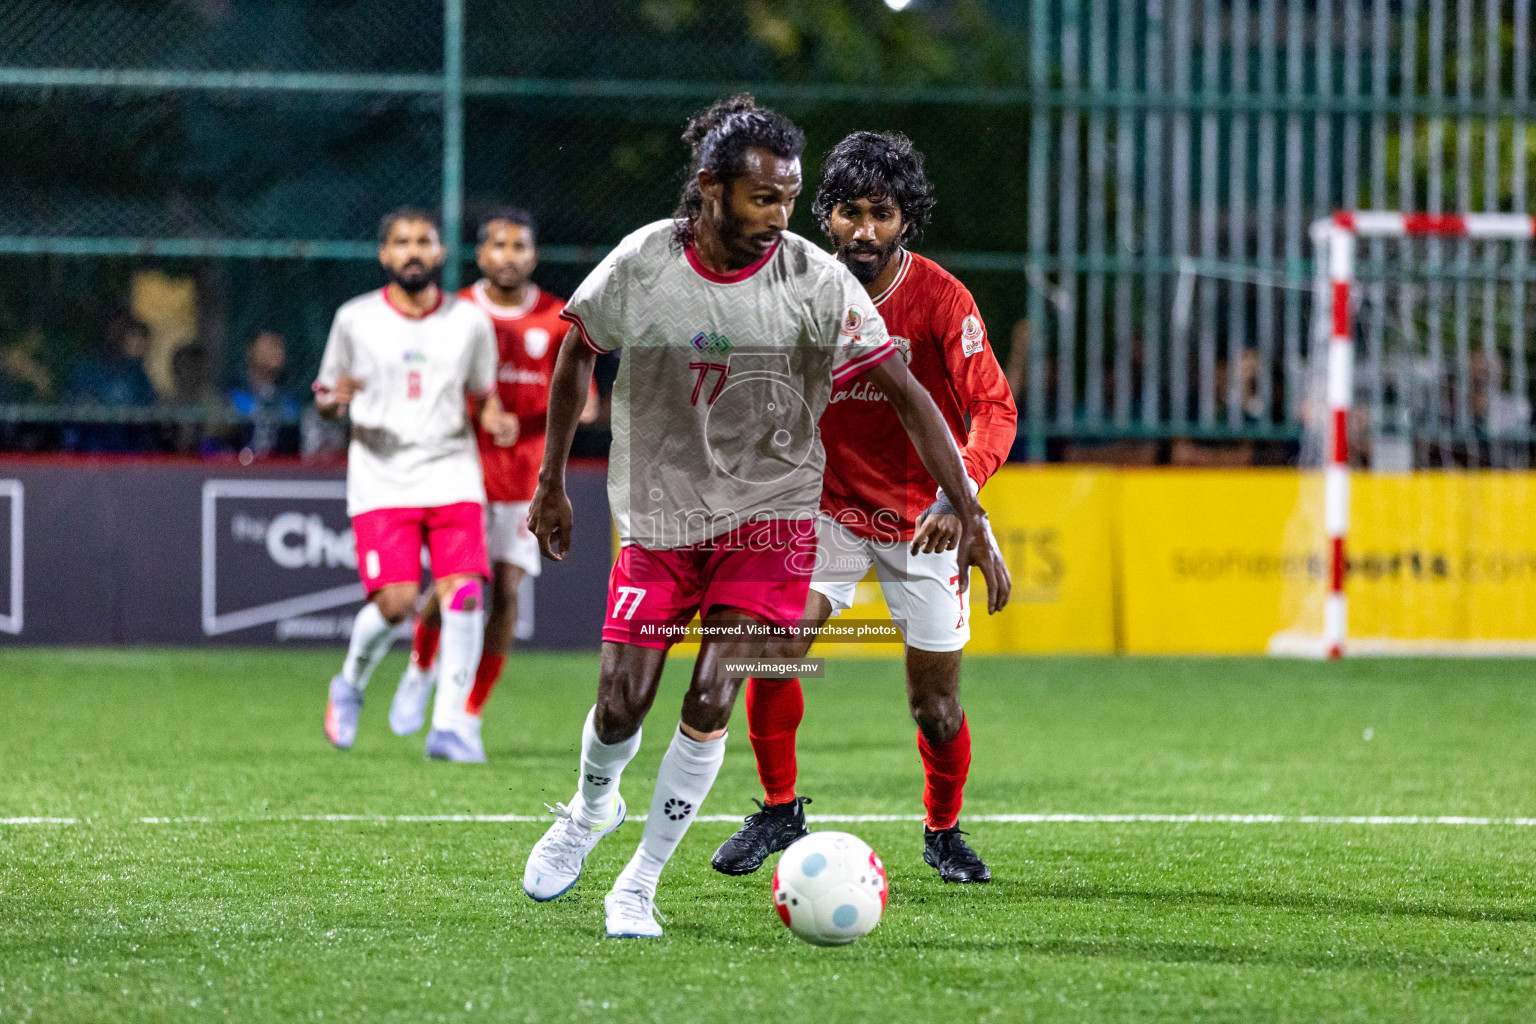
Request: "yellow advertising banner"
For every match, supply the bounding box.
[1117,470,1302,654]
[1344,473,1536,646]
[617,467,1536,656]
[1118,470,1536,654]
[828,466,1119,656]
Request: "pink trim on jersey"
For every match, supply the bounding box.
[831,341,898,386]
[684,239,780,284]
[471,280,539,320]
[381,285,446,320]
[559,310,610,354]
[869,249,913,308]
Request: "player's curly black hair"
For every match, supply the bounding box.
[812,131,936,243]
[672,94,806,250]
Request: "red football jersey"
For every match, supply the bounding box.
[462,280,568,503]
[818,250,1018,541]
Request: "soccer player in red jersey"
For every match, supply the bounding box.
[711,132,1018,882]
[390,208,597,762]
[519,98,1010,939]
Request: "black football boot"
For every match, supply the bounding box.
[923,825,992,883]
[710,797,812,875]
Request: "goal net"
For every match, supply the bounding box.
[1271,213,1536,657]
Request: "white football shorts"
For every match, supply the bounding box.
[809,513,970,653]
[485,500,542,577]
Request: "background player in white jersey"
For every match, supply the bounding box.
[518,95,1012,939]
[388,208,600,763]
[314,208,517,751]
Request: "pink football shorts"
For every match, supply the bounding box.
[602,517,817,649]
[351,501,490,594]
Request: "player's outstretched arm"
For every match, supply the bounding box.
[866,356,1012,614]
[527,325,597,561]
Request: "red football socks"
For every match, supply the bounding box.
[410,617,440,671]
[917,715,972,831]
[744,676,804,806]
[465,652,505,717]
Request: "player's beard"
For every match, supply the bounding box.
[838,236,902,285]
[715,201,780,268]
[387,259,441,294]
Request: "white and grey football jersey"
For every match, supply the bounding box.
[315,289,496,516]
[562,220,895,550]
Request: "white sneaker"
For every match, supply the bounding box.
[522,796,626,901]
[389,663,435,736]
[605,886,664,939]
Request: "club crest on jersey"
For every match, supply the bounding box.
[960,315,985,356]
[891,336,912,364]
[689,330,733,356]
[840,306,865,337]
[523,327,551,358]
[402,350,427,364]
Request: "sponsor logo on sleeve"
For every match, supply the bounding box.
[960,315,985,356]
[840,306,865,337]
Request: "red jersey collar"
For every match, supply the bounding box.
[684,238,780,284]
[381,285,446,319]
[870,248,912,308]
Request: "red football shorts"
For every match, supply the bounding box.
[602,517,817,649]
[351,501,490,595]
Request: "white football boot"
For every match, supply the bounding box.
[604,885,664,939]
[522,796,626,901]
[424,716,486,763]
[389,662,436,736]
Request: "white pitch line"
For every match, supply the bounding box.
[0,812,1506,827]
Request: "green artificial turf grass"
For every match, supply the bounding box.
[1,648,1533,1022]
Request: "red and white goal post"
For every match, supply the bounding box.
[1271,211,1536,659]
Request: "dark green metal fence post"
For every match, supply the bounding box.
[1024,0,1051,462]
[442,0,465,291]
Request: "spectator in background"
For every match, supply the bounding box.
[0,328,54,404]
[230,330,300,457]
[0,327,57,452]
[62,311,159,453]
[172,342,229,456]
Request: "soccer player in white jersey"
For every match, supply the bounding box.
[315,208,517,752]
[519,95,1012,939]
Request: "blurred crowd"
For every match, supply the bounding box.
[0,307,342,460]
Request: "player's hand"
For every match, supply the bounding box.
[911,513,961,554]
[328,375,363,407]
[481,405,520,447]
[528,480,574,561]
[954,508,1011,615]
[912,493,963,555]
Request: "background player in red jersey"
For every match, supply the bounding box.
[390,208,598,762]
[712,131,1018,882]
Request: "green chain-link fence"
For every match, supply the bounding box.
[2,0,1533,461]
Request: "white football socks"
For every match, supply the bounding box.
[341,602,397,692]
[615,727,726,898]
[431,602,485,733]
[573,706,642,830]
